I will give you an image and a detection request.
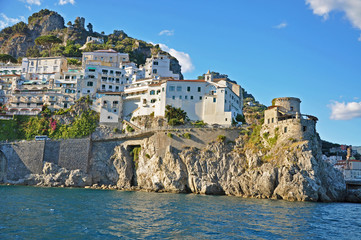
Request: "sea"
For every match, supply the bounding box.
[0,185,360,240]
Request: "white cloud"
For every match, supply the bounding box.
[159,29,174,36]
[329,100,361,120]
[0,14,26,30]
[20,0,41,5]
[306,0,361,30]
[273,22,288,29]
[158,43,195,73]
[26,5,32,11]
[59,0,75,5]
[358,34,361,41]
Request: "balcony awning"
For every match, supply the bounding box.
[88,67,96,70]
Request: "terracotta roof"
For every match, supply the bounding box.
[0,74,20,77]
[267,105,280,109]
[167,79,206,83]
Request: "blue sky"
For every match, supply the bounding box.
[0,0,361,145]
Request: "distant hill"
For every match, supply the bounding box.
[0,9,182,78]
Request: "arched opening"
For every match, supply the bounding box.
[0,151,7,183]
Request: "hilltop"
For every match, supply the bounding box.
[0,9,182,77]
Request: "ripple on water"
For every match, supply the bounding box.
[0,186,360,239]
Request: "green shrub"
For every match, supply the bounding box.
[183,133,191,139]
[263,132,270,139]
[167,133,173,138]
[149,112,154,118]
[113,128,118,133]
[236,114,246,123]
[145,153,151,159]
[126,125,134,132]
[168,118,181,126]
[165,105,187,125]
[217,135,226,142]
[192,120,206,127]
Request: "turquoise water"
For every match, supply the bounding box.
[0,186,360,239]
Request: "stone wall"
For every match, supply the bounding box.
[0,138,91,182]
[261,118,317,144]
[0,141,45,181]
[0,128,241,184]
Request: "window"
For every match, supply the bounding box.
[157,90,161,94]
[154,61,158,65]
[172,96,175,100]
[150,90,155,95]
[268,119,270,124]
[177,86,182,91]
[153,69,157,74]
[213,98,216,103]
[109,85,112,89]
[89,68,95,72]
[284,127,287,133]
[162,87,165,92]
[169,86,175,91]
[191,96,193,100]
[199,96,202,100]
[151,99,156,103]
[110,57,113,61]
[291,106,294,111]
[303,126,307,132]
[115,86,119,91]
[185,96,188,100]
[179,96,182,99]
[271,118,274,123]
[114,109,117,113]
[116,78,120,83]
[198,87,201,92]
[87,82,93,87]
[110,70,114,74]
[187,86,190,92]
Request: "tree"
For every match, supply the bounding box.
[0,54,17,63]
[165,105,188,125]
[26,46,41,57]
[67,21,72,27]
[87,23,93,33]
[35,35,62,56]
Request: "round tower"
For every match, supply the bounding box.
[273,97,301,113]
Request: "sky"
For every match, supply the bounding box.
[0,0,360,145]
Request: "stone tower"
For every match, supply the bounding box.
[204,70,213,82]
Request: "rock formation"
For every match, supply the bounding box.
[14,125,348,202]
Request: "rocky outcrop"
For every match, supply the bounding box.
[106,131,346,202]
[0,10,66,58]
[23,162,91,187]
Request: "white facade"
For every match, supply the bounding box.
[140,54,180,80]
[122,74,243,126]
[21,57,67,81]
[82,49,129,68]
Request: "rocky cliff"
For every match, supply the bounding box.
[19,126,347,202]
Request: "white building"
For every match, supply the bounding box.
[121,71,243,126]
[140,53,180,80]
[79,36,104,50]
[21,57,67,81]
[82,49,129,68]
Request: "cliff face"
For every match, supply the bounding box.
[0,10,65,58]
[107,134,346,202]
[13,128,347,202]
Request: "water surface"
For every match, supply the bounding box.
[0,185,360,239]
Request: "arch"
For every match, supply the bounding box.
[0,150,7,183]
